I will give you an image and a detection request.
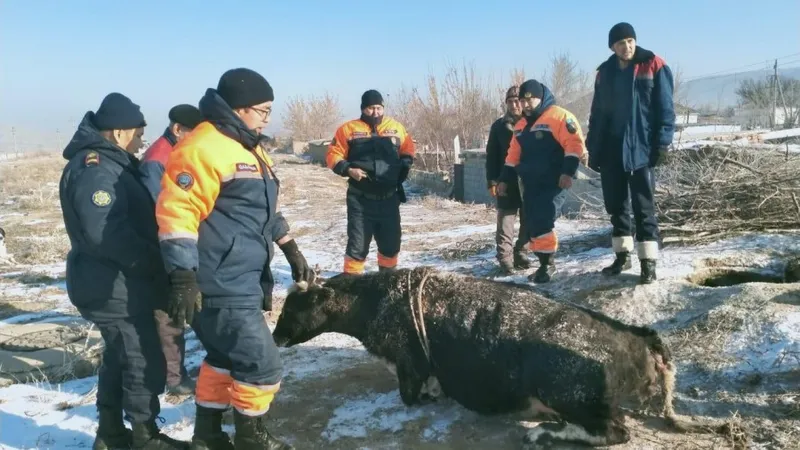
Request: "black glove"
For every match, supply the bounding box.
[651,146,669,167]
[398,157,412,183]
[167,269,202,327]
[279,239,314,283]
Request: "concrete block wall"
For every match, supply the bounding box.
[460,147,604,216]
[462,149,493,205]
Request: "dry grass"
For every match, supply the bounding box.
[438,237,494,261]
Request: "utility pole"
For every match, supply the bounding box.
[772,59,778,129]
[11,126,17,154]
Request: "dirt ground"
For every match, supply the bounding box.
[1,152,799,449]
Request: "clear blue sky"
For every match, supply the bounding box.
[1,0,799,146]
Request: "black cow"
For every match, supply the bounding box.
[273,267,724,447]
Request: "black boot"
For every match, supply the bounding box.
[601,252,632,276]
[513,250,532,270]
[92,408,131,450]
[131,420,190,449]
[528,253,556,284]
[378,266,396,273]
[189,406,234,450]
[640,259,657,284]
[233,409,294,450]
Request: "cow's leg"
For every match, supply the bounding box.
[523,417,630,448]
[395,356,430,406]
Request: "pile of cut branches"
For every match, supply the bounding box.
[656,146,800,242]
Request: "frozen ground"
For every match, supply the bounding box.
[1,153,799,449]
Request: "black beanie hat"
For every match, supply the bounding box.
[505,85,519,101]
[518,80,544,100]
[168,104,203,129]
[217,68,274,109]
[360,89,384,109]
[608,22,636,48]
[92,92,147,131]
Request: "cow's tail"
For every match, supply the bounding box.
[650,338,734,436]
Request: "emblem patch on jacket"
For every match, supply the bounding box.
[84,151,100,166]
[236,163,259,173]
[176,172,194,190]
[566,117,578,134]
[91,190,111,207]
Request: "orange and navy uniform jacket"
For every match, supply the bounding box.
[585,45,675,172]
[156,106,280,309]
[503,85,586,187]
[326,116,415,195]
[139,129,177,202]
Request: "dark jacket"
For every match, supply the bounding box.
[485,114,522,210]
[586,46,676,172]
[156,89,280,308]
[139,129,177,201]
[59,113,168,319]
[501,86,586,190]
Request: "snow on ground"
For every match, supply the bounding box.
[0,154,799,449]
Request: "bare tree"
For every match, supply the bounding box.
[736,77,800,128]
[540,52,593,124]
[281,92,344,141]
[390,61,497,171]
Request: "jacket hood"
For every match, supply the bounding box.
[199,88,261,150]
[62,112,125,160]
[524,84,556,123]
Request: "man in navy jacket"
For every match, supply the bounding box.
[586,22,676,284]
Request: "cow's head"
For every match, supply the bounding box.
[272,279,338,348]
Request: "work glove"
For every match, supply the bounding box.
[279,239,315,283]
[167,269,202,327]
[651,146,669,167]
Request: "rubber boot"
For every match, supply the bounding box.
[189,406,234,450]
[640,259,657,284]
[131,420,190,449]
[513,250,532,270]
[233,410,294,450]
[601,252,632,276]
[378,266,396,273]
[92,407,131,450]
[529,253,556,284]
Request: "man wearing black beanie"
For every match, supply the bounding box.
[586,22,676,284]
[495,79,587,284]
[156,68,303,449]
[59,93,190,448]
[326,89,416,274]
[135,102,204,399]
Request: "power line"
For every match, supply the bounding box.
[683,52,800,82]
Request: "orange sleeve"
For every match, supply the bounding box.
[554,110,587,160]
[398,124,416,158]
[326,124,350,172]
[504,132,521,167]
[156,142,221,272]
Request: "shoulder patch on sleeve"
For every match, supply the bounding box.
[91,189,112,207]
[176,172,194,190]
[84,151,100,167]
[566,117,579,134]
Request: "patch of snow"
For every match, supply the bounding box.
[321,390,461,442]
[725,312,800,376]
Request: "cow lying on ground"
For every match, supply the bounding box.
[272,266,728,447]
